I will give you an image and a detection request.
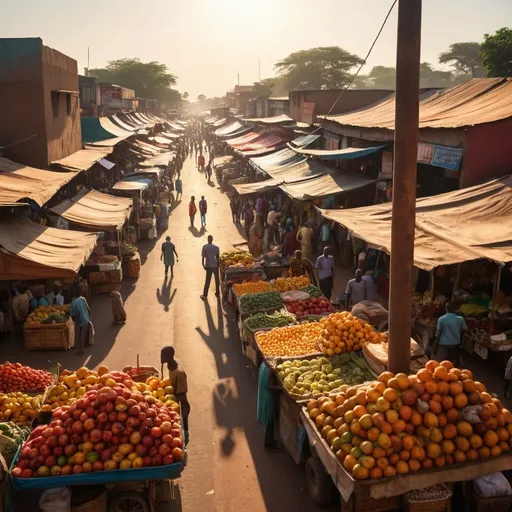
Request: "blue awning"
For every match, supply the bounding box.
[290,133,321,148]
[290,144,387,160]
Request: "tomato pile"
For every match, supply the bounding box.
[0,363,53,393]
[285,297,335,318]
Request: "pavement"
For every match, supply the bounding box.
[4,155,338,512]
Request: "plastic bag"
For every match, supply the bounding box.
[473,472,512,498]
[280,291,310,302]
[39,487,71,512]
[462,405,482,424]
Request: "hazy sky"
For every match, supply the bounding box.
[1,0,511,98]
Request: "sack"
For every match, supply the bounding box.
[473,472,512,498]
[38,487,71,512]
[12,292,30,322]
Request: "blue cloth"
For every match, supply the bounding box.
[70,297,90,327]
[257,363,275,426]
[175,179,182,193]
[320,223,330,242]
[38,297,49,306]
[29,297,38,310]
[436,312,467,346]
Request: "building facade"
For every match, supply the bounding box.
[78,75,100,117]
[99,84,137,115]
[0,38,82,168]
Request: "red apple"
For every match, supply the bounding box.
[162,434,173,446]
[102,431,113,443]
[42,427,54,439]
[72,421,84,434]
[64,444,78,456]
[90,429,102,443]
[163,454,174,465]
[40,445,52,458]
[108,412,117,422]
[151,454,162,466]
[130,432,141,445]
[46,435,58,447]
[93,460,104,471]
[158,444,171,456]
[21,469,33,478]
[142,436,154,447]
[100,449,113,462]
[86,407,96,417]
[45,456,57,467]
[105,402,115,413]
[58,434,70,447]
[111,422,123,435]
[94,442,106,452]
[97,412,108,424]
[117,411,128,422]
[150,427,162,439]
[171,447,184,462]
[135,444,147,456]
[142,456,152,467]
[52,446,64,457]
[72,465,84,474]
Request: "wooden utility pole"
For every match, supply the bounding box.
[388,0,422,374]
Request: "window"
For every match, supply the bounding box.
[51,92,59,117]
[66,93,71,115]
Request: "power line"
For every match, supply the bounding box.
[310,0,398,134]
[0,133,38,150]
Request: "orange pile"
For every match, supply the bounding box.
[255,322,323,357]
[318,312,385,356]
[232,281,273,297]
[306,360,512,480]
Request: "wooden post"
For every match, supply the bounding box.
[387,0,422,374]
[489,265,503,340]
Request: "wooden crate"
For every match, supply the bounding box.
[23,317,75,351]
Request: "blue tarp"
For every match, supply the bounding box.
[290,145,387,160]
[290,133,321,148]
[81,118,120,144]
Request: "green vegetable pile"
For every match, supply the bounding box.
[0,422,30,454]
[240,291,282,313]
[246,311,297,330]
[300,285,325,298]
[276,352,378,397]
[42,313,68,324]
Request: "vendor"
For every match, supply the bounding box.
[289,250,316,283]
[345,269,367,310]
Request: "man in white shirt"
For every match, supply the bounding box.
[315,247,335,300]
[266,205,281,248]
[345,269,367,309]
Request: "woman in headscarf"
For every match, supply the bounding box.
[110,291,127,324]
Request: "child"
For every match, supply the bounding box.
[161,346,190,444]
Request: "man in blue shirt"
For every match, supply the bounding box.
[433,302,467,366]
[70,292,91,355]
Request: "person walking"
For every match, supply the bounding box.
[316,246,335,300]
[433,302,467,367]
[161,346,190,445]
[289,250,316,283]
[318,220,331,254]
[297,222,314,263]
[161,236,179,278]
[189,196,197,228]
[205,162,212,182]
[200,235,220,299]
[70,289,93,355]
[345,269,367,310]
[199,195,207,228]
[198,153,205,171]
[175,177,183,201]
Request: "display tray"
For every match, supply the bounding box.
[23,317,75,351]
[10,447,186,490]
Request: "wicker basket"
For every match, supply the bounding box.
[471,485,512,512]
[123,365,159,382]
[23,317,74,351]
[71,488,107,512]
[405,484,452,512]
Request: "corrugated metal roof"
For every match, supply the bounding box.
[321,78,512,130]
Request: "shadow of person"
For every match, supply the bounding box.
[188,226,205,238]
[156,278,177,312]
[213,377,238,457]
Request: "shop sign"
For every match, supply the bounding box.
[417,142,463,171]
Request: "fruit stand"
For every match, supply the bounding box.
[23,305,75,351]
[3,364,187,511]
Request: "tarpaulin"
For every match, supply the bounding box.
[281,171,375,201]
[81,117,128,144]
[236,135,285,153]
[51,148,113,173]
[233,179,282,195]
[249,148,306,173]
[160,132,181,140]
[212,118,227,127]
[86,135,131,147]
[148,136,172,145]
[227,131,262,147]
[322,78,512,130]
[290,133,321,148]
[125,167,163,178]
[243,114,294,125]
[99,117,132,137]
[167,122,185,132]
[291,145,386,160]
[0,215,98,279]
[238,143,287,157]
[139,152,175,167]
[221,125,254,139]
[215,121,243,136]
[265,159,334,183]
[110,114,137,132]
[50,189,132,231]
[0,157,76,207]
[112,179,151,192]
[321,174,512,270]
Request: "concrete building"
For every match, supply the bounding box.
[79,75,100,117]
[99,84,137,115]
[0,38,82,168]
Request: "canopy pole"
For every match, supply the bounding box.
[388,0,422,374]
[489,265,503,340]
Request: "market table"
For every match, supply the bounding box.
[299,408,512,509]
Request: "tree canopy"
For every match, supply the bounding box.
[274,46,363,90]
[481,27,512,77]
[439,42,482,77]
[89,58,179,105]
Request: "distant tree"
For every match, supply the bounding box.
[197,94,206,101]
[89,58,177,103]
[481,27,512,77]
[420,63,455,88]
[182,91,189,99]
[274,46,363,90]
[439,42,482,77]
[357,66,397,89]
[252,79,273,95]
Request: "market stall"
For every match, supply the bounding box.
[3,363,187,511]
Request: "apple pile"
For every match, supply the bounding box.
[12,379,183,478]
[0,362,53,393]
[285,297,335,319]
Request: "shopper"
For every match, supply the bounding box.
[199,195,207,228]
[189,196,197,228]
[433,302,467,367]
[257,361,280,449]
[318,220,331,254]
[161,236,179,278]
[198,153,205,171]
[175,177,183,201]
[110,291,127,324]
[297,222,314,263]
[70,289,93,355]
[344,269,367,310]
[289,250,315,283]
[200,235,220,299]
[161,346,190,444]
[316,246,335,300]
